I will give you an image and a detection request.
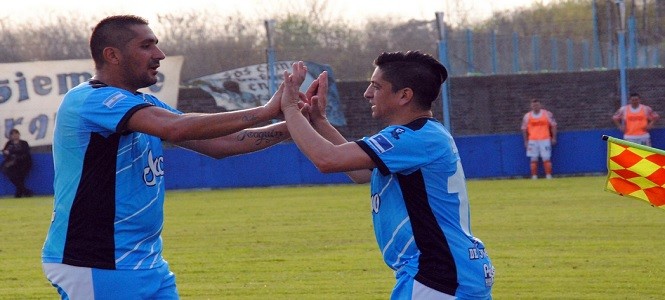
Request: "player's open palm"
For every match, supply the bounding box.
[281,61,307,112]
[306,71,329,123]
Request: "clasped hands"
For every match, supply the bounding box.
[263,61,329,124]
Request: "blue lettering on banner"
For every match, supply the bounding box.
[0,71,93,104]
[368,134,394,154]
[0,57,181,147]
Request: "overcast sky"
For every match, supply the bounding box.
[3,0,556,26]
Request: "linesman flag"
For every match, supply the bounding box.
[603,135,665,209]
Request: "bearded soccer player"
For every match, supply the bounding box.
[41,15,291,299]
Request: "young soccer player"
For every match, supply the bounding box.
[281,52,494,299]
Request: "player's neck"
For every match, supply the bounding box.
[400,112,433,125]
[92,73,139,93]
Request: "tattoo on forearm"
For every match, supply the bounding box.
[236,130,286,145]
[242,114,258,122]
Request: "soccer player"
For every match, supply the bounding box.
[612,92,660,146]
[280,52,494,299]
[521,98,557,179]
[41,15,291,299]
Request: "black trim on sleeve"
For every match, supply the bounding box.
[355,140,390,175]
[116,103,153,134]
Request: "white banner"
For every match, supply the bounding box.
[188,61,347,126]
[0,56,184,147]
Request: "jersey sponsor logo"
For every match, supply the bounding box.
[143,150,164,186]
[484,263,495,287]
[468,247,488,260]
[103,92,127,108]
[368,134,394,154]
[371,193,381,213]
[390,128,405,140]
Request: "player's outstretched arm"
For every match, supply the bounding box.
[127,84,286,144]
[175,121,290,159]
[281,62,373,183]
[302,71,371,183]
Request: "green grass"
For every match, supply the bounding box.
[1,176,664,299]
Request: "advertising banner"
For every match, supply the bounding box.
[0,56,184,147]
[189,61,346,126]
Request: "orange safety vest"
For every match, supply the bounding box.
[525,111,553,141]
[624,106,649,136]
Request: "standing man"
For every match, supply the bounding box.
[521,98,557,179]
[42,15,290,299]
[281,52,494,299]
[612,92,659,146]
[1,129,33,198]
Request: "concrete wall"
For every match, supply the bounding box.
[180,68,665,139]
[446,68,665,136]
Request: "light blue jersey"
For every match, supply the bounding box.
[356,118,494,299]
[42,80,179,270]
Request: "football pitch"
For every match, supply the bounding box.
[1,175,664,299]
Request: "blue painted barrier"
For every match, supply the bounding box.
[2,128,663,197]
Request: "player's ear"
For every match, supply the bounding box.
[102,47,121,65]
[398,88,413,106]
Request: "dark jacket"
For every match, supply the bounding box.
[2,140,32,174]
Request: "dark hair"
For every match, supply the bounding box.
[90,15,149,70]
[629,92,640,98]
[9,129,19,135]
[373,50,448,110]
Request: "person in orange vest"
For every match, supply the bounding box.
[612,92,660,146]
[521,99,557,179]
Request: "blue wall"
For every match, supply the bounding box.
[3,128,664,197]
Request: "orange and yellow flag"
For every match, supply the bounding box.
[604,135,665,209]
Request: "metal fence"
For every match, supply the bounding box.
[429,1,664,130]
[441,17,662,77]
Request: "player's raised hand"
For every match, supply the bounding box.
[280,61,307,112]
[263,82,285,118]
[306,71,328,123]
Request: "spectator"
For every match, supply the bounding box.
[612,92,660,146]
[2,129,33,198]
[521,98,557,179]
